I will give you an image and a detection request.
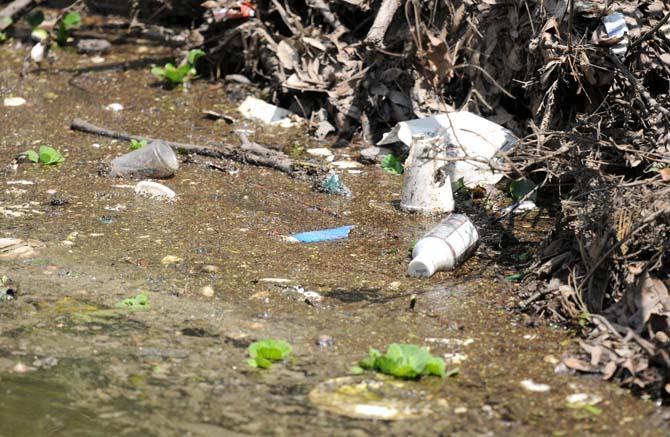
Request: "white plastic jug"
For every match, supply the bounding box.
[408,214,479,277]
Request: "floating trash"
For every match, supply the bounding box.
[105,102,124,112]
[134,181,176,201]
[284,225,354,243]
[3,97,26,107]
[520,379,551,393]
[309,375,439,420]
[316,171,351,197]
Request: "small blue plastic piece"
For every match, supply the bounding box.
[290,225,354,243]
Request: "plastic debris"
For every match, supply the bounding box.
[331,160,363,170]
[379,111,518,188]
[105,103,124,112]
[309,376,436,420]
[602,12,628,57]
[566,393,602,406]
[285,225,354,243]
[502,200,537,214]
[110,141,179,179]
[306,147,334,158]
[3,97,26,107]
[134,181,176,200]
[520,379,551,393]
[316,171,351,196]
[237,96,297,127]
[210,1,256,22]
[408,214,479,277]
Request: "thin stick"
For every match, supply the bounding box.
[365,0,402,47]
[70,118,296,175]
[629,11,670,51]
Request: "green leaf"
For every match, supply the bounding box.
[31,28,48,41]
[61,12,81,30]
[130,139,147,150]
[509,178,537,202]
[0,32,6,43]
[445,367,460,377]
[26,10,44,28]
[582,405,602,416]
[247,339,292,369]
[163,63,188,84]
[425,356,446,378]
[358,343,446,380]
[381,154,404,175]
[151,67,166,79]
[187,49,205,66]
[349,365,364,374]
[115,293,150,309]
[38,145,65,165]
[0,16,12,29]
[25,150,39,163]
[505,272,525,282]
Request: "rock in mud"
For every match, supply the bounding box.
[77,39,112,54]
[161,255,183,265]
[200,264,220,273]
[359,146,392,164]
[200,285,215,297]
[316,335,334,349]
[0,238,42,261]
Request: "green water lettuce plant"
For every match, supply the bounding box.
[359,343,447,379]
[381,154,404,174]
[115,293,149,309]
[130,139,148,150]
[56,11,81,45]
[151,49,205,86]
[25,145,65,165]
[247,339,292,369]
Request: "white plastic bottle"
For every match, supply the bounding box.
[408,214,479,277]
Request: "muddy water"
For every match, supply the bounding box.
[0,42,668,436]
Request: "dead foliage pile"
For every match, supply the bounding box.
[506,1,670,399]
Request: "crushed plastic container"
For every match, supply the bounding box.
[408,214,479,278]
[109,141,179,178]
[378,112,518,188]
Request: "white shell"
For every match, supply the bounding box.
[134,181,176,201]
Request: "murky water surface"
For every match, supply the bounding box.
[0,40,668,436]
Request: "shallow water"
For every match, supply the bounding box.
[0,40,668,436]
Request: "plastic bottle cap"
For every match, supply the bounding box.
[408,257,436,278]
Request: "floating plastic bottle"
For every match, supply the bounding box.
[408,214,479,278]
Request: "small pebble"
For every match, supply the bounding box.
[200,285,215,297]
[201,265,220,273]
[12,362,33,373]
[317,335,334,349]
[161,255,183,265]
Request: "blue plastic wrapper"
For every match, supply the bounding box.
[289,225,354,243]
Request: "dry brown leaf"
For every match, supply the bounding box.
[563,356,595,372]
[659,168,670,182]
[602,360,618,379]
[277,40,299,71]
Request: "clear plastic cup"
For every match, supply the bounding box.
[109,141,179,178]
